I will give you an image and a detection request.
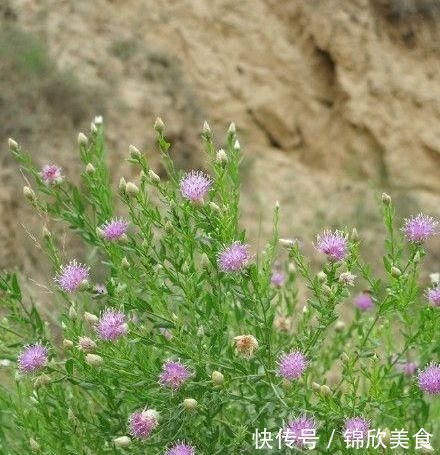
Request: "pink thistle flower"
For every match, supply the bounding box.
[402,214,438,243]
[128,408,159,439]
[100,217,129,241]
[40,164,63,185]
[18,343,48,374]
[218,242,251,272]
[55,260,89,293]
[425,286,440,307]
[315,230,348,262]
[166,442,196,455]
[418,363,440,395]
[354,292,374,311]
[159,360,191,390]
[343,417,369,440]
[402,361,418,376]
[180,171,212,203]
[284,416,316,448]
[271,271,285,287]
[97,310,128,341]
[278,350,308,380]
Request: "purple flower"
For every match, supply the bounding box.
[40,164,63,185]
[180,171,212,203]
[315,230,348,262]
[284,416,316,448]
[402,214,438,243]
[425,286,440,307]
[166,442,196,455]
[354,292,374,311]
[402,361,418,376]
[418,363,440,395]
[218,242,251,272]
[271,271,285,287]
[278,350,308,380]
[97,310,128,341]
[100,218,129,241]
[343,417,369,440]
[128,409,158,439]
[159,360,191,389]
[55,260,89,293]
[18,343,48,373]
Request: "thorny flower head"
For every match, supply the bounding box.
[402,214,438,243]
[128,408,159,439]
[100,218,129,241]
[315,230,348,262]
[218,242,251,272]
[18,343,48,374]
[284,416,316,448]
[180,171,212,203]
[418,363,440,395]
[354,292,374,311]
[165,442,196,455]
[55,260,89,293]
[343,417,369,440]
[40,164,63,185]
[97,310,128,341]
[278,350,308,380]
[234,335,259,358]
[271,271,285,287]
[425,286,440,307]
[159,360,191,390]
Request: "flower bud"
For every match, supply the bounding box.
[281,378,292,391]
[113,436,131,448]
[322,284,332,295]
[154,117,165,133]
[68,305,77,320]
[288,262,296,274]
[30,438,40,451]
[78,337,97,352]
[77,132,88,147]
[430,273,440,285]
[182,398,198,410]
[216,148,227,164]
[391,266,401,278]
[228,122,236,135]
[42,226,51,239]
[129,144,141,159]
[8,138,18,151]
[212,371,224,386]
[79,279,89,291]
[63,339,74,349]
[413,251,421,263]
[351,227,359,242]
[233,139,240,150]
[34,374,51,388]
[312,382,321,392]
[339,271,356,287]
[84,312,99,325]
[23,186,36,201]
[148,169,160,184]
[317,271,327,283]
[320,384,331,396]
[121,257,130,269]
[209,201,220,212]
[94,115,103,125]
[381,192,391,205]
[334,320,345,332]
[90,122,98,134]
[119,177,127,193]
[279,238,295,248]
[202,120,212,137]
[86,163,95,174]
[125,182,139,196]
[85,354,103,366]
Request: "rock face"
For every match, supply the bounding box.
[1,0,439,278]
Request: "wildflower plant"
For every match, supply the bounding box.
[0,118,439,454]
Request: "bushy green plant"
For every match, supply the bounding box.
[1,119,439,454]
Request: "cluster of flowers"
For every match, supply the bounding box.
[6,119,440,453]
